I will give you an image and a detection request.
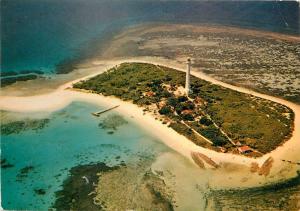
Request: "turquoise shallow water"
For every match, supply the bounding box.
[1,102,170,210]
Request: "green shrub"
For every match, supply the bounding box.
[178,96,188,102]
[175,104,184,114]
[181,114,194,121]
[159,106,172,115]
[212,136,228,147]
[167,97,178,107]
[199,116,213,126]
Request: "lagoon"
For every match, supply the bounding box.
[1,101,171,210]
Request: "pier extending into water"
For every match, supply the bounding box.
[92,105,120,117]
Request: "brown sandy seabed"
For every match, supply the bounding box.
[100,24,300,103]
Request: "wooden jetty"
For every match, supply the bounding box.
[91,105,120,117]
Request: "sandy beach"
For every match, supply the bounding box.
[1,58,299,189]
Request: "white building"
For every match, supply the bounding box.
[185,58,192,96]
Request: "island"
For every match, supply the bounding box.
[73,62,294,157]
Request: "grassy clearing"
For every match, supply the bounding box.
[74,63,294,156]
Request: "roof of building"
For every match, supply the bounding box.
[181,109,193,115]
[238,146,252,153]
[144,91,155,97]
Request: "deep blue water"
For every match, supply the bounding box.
[1,0,299,74]
[1,102,170,210]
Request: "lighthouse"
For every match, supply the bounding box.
[185,58,192,96]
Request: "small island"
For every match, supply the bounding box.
[74,62,293,157]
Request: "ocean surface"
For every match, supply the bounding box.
[1,0,299,74]
[1,102,171,210]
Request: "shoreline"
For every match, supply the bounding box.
[1,58,299,189]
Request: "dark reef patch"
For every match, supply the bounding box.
[55,57,81,74]
[98,114,128,131]
[93,164,174,210]
[1,158,14,169]
[0,70,45,87]
[16,166,35,182]
[53,162,119,211]
[34,188,46,195]
[19,166,35,175]
[1,74,38,87]
[0,70,44,77]
[107,131,114,135]
[1,118,50,135]
[53,158,174,211]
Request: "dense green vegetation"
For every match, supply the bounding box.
[74,63,294,155]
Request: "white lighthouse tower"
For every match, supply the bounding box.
[185,58,192,96]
